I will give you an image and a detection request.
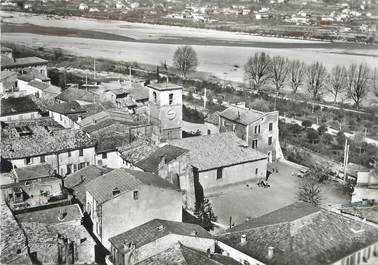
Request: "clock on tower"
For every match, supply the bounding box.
[147,82,183,142]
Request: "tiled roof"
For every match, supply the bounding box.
[109,219,212,251]
[14,163,53,181]
[218,202,378,265]
[1,70,17,80]
[64,165,113,205]
[169,132,266,171]
[118,138,158,165]
[204,111,220,125]
[340,204,378,224]
[95,135,130,153]
[16,204,83,224]
[18,69,50,82]
[56,87,95,103]
[127,85,149,101]
[136,244,241,265]
[147,82,183,91]
[47,101,86,115]
[1,46,12,52]
[1,96,40,116]
[78,109,136,128]
[28,80,61,95]
[136,145,189,173]
[0,202,33,265]
[1,56,47,69]
[1,128,95,159]
[220,106,265,125]
[86,168,178,204]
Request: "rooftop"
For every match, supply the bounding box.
[126,84,149,101]
[78,109,137,128]
[218,202,378,265]
[340,204,378,225]
[118,138,158,165]
[18,69,50,82]
[1,96,40,116]
[220,106,267,125]
[16,204,83,224]
[169,132,266,171]
[13,163,54,181]
[86,168,179,204]
[1,124,95,159]
[205,111,220,125]
[136,145,189,173]
[1,46,12,52]
[28,80,61,95]
[95,134,130,153]
[64,165,113,205]
[0,202,32,265]
[147,82,183,91]
[136,243,241,265]
[109,219,212,251]
[47,101,86,115]
[1,70,17,80]
[1,56,47,70]
[56,87,96,103]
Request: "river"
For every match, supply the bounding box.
[1,11,377,82]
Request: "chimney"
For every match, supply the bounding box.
[266,246,274,260]
[240,234,247,246]
[58,209,66,221]
[237,111,240,119]
[206,248,213,259]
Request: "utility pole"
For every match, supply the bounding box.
[85,71,88,90]
[343,138,349,181]
[203,87,207,109]
[129,66,132,84]
[94,59,96,80]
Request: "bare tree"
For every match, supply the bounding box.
[327,65,347,103]
[297,179,322,206]
[372,67,378,97]
[288,60,305,94]
[173,46,199,79]
[244,52,271,91]
[347,63,370,108]
[270,56,289,92]
[306,61,328,101]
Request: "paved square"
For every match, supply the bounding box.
[208,161,351,227]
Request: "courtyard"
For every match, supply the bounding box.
[208,160,351,228]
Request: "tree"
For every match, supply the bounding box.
[327,65,347,103]
[173,46,199,79]
[336,131,346,147]
[317,124,327,135]
[322,133,333,145]
[244,52,271,91]
[302,120,313,129]
[250,98,271,112]
[297,179,322,206]
[306,62,328,101]
[346,64,370,108]
[306,128,319,144]
[372,67,378,97]
[194,198,217,231]
[288,60,305,94]
[270,56,289,92]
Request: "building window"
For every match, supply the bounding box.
[254,125,261,134]
[133,190,139,200]
[79,149,84,156]
[252,140,258,149]
[112,187,120,197]
[25,157,31,165]
[255,168,258,175]
[152,91,157,103]
[217,168,223,179]
[269,122,273,131]
[40,155,45,163]
[169,93,173,105]
[68,151,71,157]
[254,125,258,134]
[102,152,107,159]
[268,137,272,145]
[25,181,31,186]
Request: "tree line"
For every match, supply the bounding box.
[244,52,377,108]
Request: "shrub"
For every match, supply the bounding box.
[302,120,313,128]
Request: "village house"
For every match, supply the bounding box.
[47,101,86,129]
[0,70,18,96]
[64,165,114,207]
[1,118,96,176]
[352,169,378,203]
[169,132,267,202]
[0,96,42,121]
[1,47,48,79]
[0,164,67,212]
[18,79,61,99]
[219,106,281,162]
[107,219,218,265]
[117,138,158,170]
[204,111,221,135]
[0,202,33,265]
[56,87,97,105]
[217,202,378,265]
[16,204,96,264]
[85,168,182,249]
